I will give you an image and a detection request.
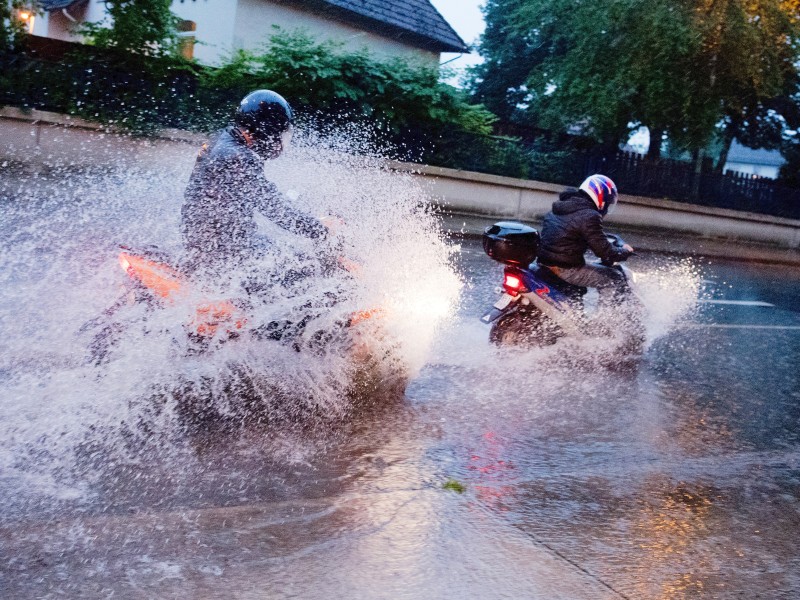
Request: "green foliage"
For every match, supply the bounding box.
[471,0,800,160]
[0,1,28,54]
[195,29,496,142]
[79,0,180,57]
[0,26,497,160]
[696,0,800,169]
[65,51,195,133]
[471,0,699,147]
[189,29,497,161]
[0,0,29,105]
[53,0,189,133]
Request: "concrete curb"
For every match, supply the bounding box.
[381,161,800,251]
[0,106,205,144]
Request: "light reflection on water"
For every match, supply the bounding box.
[403,258,800,597]
[2,144,800,597]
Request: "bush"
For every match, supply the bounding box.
[192,30,497,159]
[1,26,498,156]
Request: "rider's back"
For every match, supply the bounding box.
[538,189,606,268]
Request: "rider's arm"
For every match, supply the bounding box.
[583,212,632,263]
[253,176,328,240]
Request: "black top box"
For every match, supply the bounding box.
[482,221,540,266]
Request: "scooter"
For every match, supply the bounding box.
[480,221,645,352]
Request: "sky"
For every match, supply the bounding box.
[428,0,487,82]
[426,0,650,150]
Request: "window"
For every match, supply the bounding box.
[178,20,196,60]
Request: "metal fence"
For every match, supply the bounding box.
[429,135,800,220]
[584,151,800,220]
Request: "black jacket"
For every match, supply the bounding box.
[537,189,631,268]
[181,127,326,270]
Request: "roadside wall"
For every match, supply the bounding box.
[0,107,204,170]
[2,108,799,256]
[392,163,800,252]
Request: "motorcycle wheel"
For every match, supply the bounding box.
[489,307,559,347]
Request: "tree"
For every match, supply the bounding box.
[80,0,180,57]
[1,1,28,54]
[471,0,698,156]
[779,127,800,185]
[465,0,541,126]
[471,0,800,164]
[1,2,36,113]
[67,0,187,132]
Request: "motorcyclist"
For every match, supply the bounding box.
[537,174,634,316]
[181,89,328,275]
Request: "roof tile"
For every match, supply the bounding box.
[727,140,785,167]
[318,0,468,52]
[38,0,83,9]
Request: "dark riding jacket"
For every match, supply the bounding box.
[181,127,326,270]
[537,189,632,268]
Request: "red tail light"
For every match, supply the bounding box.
[504,274,521,289]
[503,272,526,296]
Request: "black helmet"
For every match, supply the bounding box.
[234,90,294,159]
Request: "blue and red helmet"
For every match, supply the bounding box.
[579,174,618,215]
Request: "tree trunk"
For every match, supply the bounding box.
[691,148,703,201]
[715,129,736,174]
[647,127,663,161]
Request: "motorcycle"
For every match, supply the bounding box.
[480,221,645,355]
[83,244,404,424]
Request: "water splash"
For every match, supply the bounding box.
[634,255,704,343]
[414,248,706,421]
[0,125,462,508]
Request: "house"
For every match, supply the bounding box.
[723,140,786,180]
[30,0,468,66]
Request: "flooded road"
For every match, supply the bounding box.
[2,233,799,599]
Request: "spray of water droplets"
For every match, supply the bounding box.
[0,123,463,507]
[413,248,706,426]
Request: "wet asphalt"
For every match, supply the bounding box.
[2,237,800,599]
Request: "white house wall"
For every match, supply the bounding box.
[31,1,108,42]
[724,162,780,180]
[232,0,439,65]
[170,0,239,65]
[29,0,440,67]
